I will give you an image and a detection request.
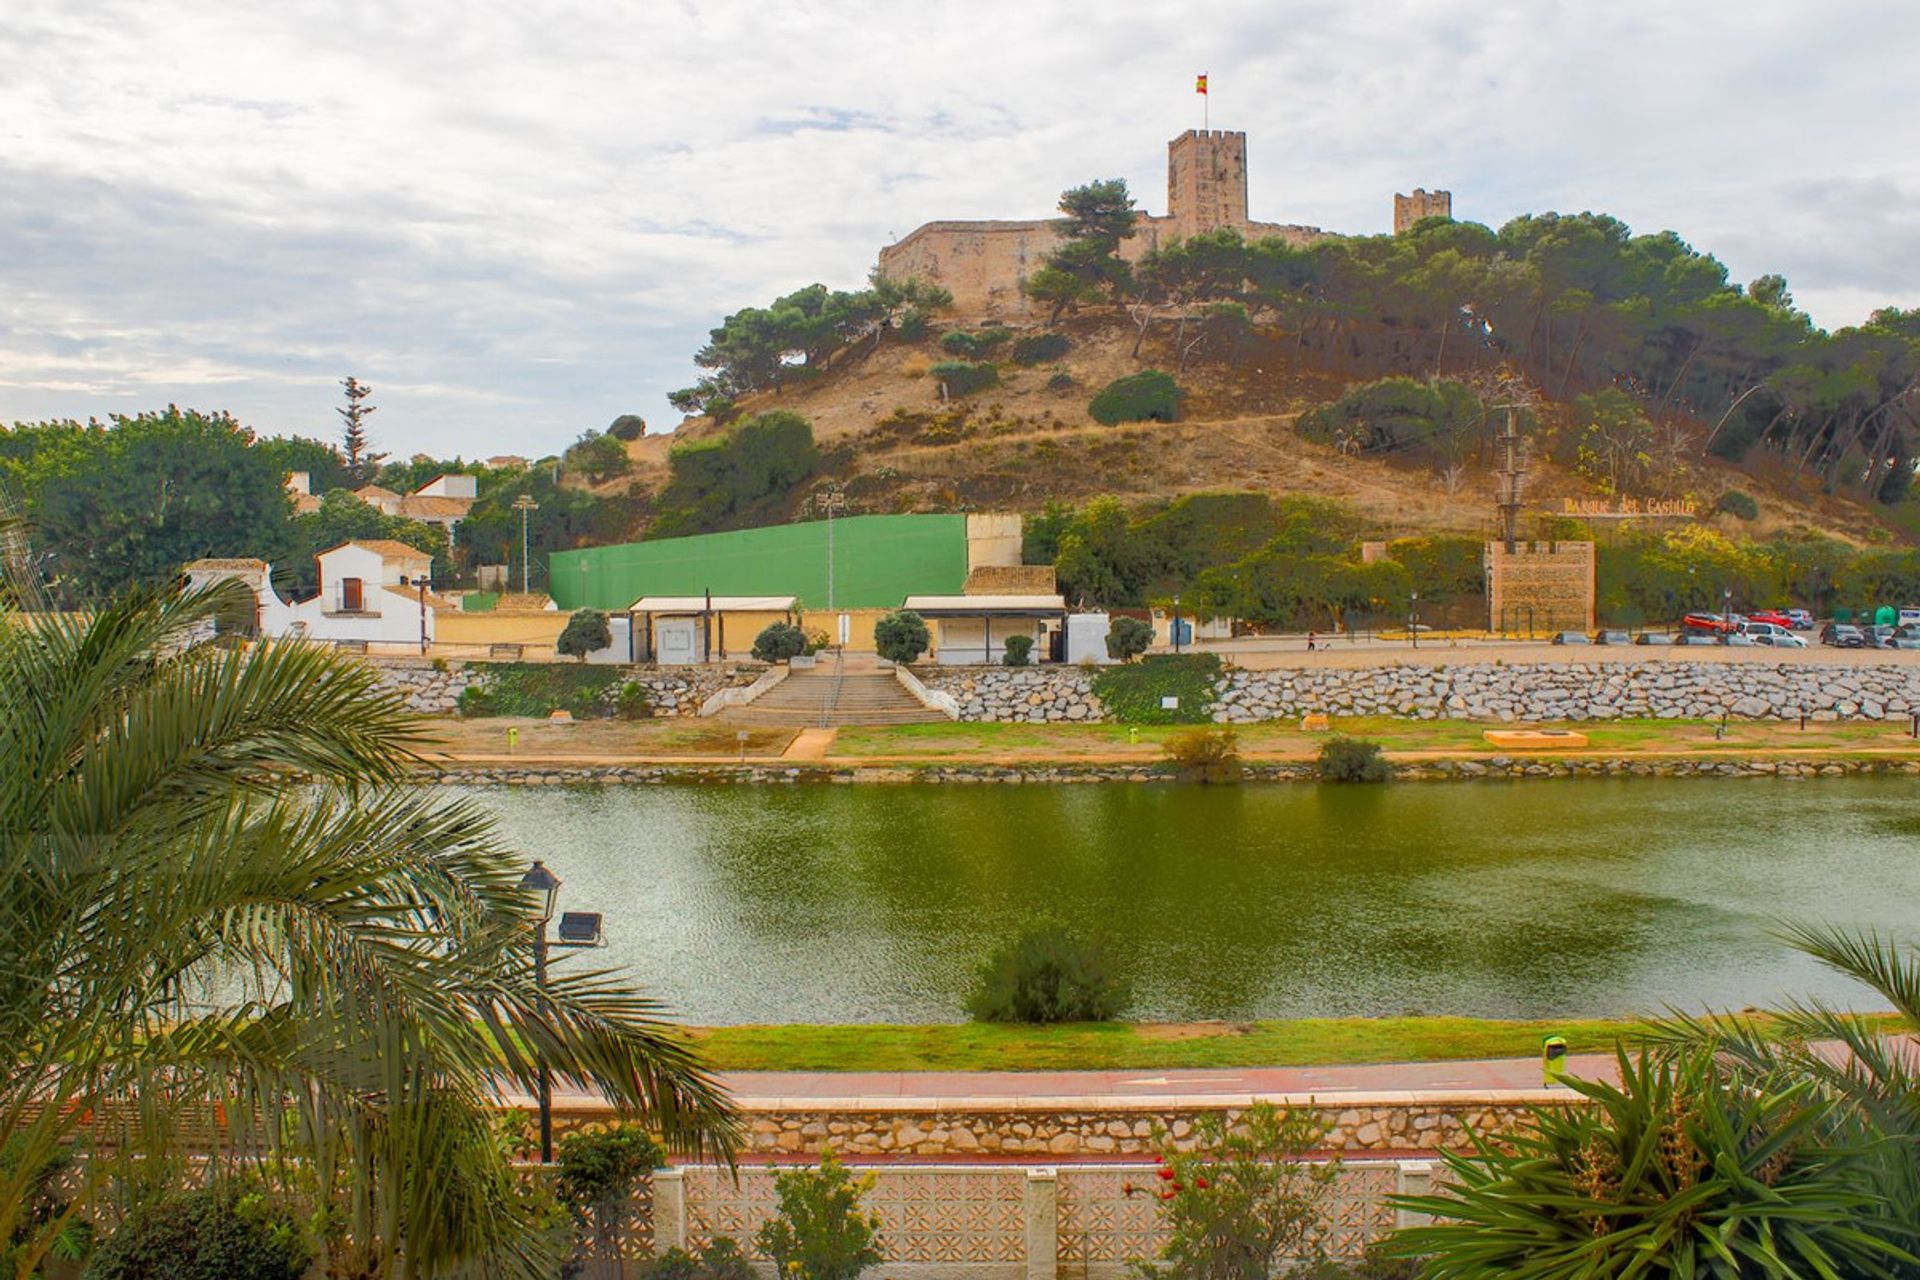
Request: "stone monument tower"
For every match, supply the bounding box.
[1167,129,1250,240]
[1393,188,1453,234]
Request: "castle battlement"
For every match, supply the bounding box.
[878,131,1447,318]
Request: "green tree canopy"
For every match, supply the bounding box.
[652,410,819,537]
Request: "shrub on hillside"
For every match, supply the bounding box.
[1716,489,1759,520]
[966,924,1127,1023]
[1318,736,1390,783]
[653,409,819,537]
[1089,370,1182,424]
[874,609,930,665]
[1162,725,1242,784]
[606,413,648,441]
[85,1187,311,1280]
[1046,371,1078,392]
[929,360,999,397]
[558,1125,664,1277]
[557,608,613,660]
[1104,616,1155,662]
[1295,377,1484,461]
[1002,633,1034,666]
[751,621,809,663]
[938,327,1011,359]
[1011,332,1072,366]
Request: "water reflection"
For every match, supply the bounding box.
[465,778,1920,1024]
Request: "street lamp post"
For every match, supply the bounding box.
[820,489,846,614]
[511,494,539,597]
[1172,594,1183,654]
[1410,591,1420,649]
[519,859,561,1162]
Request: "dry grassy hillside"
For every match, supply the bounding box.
[616,312,1899,545]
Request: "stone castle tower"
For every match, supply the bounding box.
[1394,188,1452,234]
[1167,129,1250,240]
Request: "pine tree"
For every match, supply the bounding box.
[337,376,386,485]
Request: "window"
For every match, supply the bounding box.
[341,577,363,612]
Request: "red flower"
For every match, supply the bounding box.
[1154,1154,1166,1164]
[1157,1167,1175,1181]
[1122,1183,1138,1198]
[1195,1176,1210,1189]
[1159,1190,1176,1201]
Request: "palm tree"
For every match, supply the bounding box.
[0,581,736,1276]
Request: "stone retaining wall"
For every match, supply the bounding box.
[366,657,758,716]
[425,757,1920,787]
[926,669,1105,722]
[926,661,1920,724]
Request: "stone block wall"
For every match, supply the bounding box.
[926,668,1105,721]
[366,657,761,717]
[924,660,1920,724]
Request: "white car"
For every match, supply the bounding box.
[1739,620,1795,642]
[1750,631,1808,649]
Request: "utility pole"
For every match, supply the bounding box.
[511,494,539,596]
[820,488,847,612]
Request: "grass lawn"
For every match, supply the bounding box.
[827,716,1920,761]
[424,717,796,758]
[687,1017,1661,1072]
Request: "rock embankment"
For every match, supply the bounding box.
[1218,661,1920,722]
[925,669,1105,722]
[365,658,757,716]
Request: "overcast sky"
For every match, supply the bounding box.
[3,0,1917,460]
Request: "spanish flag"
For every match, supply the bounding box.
[1196,74,1208,95]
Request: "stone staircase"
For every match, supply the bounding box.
[719,660,946,727]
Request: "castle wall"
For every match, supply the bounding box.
[1394,188,1453,234]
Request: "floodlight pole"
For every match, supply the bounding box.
[821,489,847,613]
[511,494,539,596]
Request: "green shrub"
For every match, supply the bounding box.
[752,621,809,663]
[937,327,1011,359]
[1011,332,1071,366]
[1,1145,88,1276]
[458,662,622,718]
[1318,736,1390,782]
[654,409,819,537]
[1162,726,1241,784]
[874,610,930,666]
[1046,371,1077,392]
[1105,615,1155,662]
[557,608,613,660]
[756,1150,885,1280]
[1716,489,1759,520]
[614,681,653,720]
[1133,1102,1338,1280]
[607,413,648,441]
[928,360,998,397]
[557,1125,664,1275]
[85,1187,310,1280]
[1089,370,1182,424]
[1002,633,1034,666]
[636,1239,754,1280]
[967,924,1128,1023]
[1090,653,1219,724]
[1392,1050,1903,1280]
[1295,377,1482,461]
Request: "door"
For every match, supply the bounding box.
[838,613,851,647]
[656,618,700,665]
[340,577,363,612]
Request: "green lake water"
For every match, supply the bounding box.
[465,778,1920,1025]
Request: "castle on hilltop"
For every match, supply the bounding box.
[876,129,1450,317]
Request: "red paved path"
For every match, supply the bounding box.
[529,1052,1619,1109]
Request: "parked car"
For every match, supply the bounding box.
[1592,629,1632,645]
[1785,609,1815,630]
[1634,631,1672,645]
[1681,612,1737,634]
[1751,632,1809,649]
[1550,630,1591,645]
[1821,623,1867,648]
[1739,620,1794,641]
[1867,626,1902,649]
[1725,633,1758,646]
[1746,610,1796,630]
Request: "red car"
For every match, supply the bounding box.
[1681,612,1737,634]
[1746,610,1795,630]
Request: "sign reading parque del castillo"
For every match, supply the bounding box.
[1560,496,1700,518]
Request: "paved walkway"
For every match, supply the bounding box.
[781,727,839,761]
[526,1053,1617,1110]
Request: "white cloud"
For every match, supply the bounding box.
[1,0,1916,456]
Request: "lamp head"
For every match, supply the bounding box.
[520,859,561,923]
